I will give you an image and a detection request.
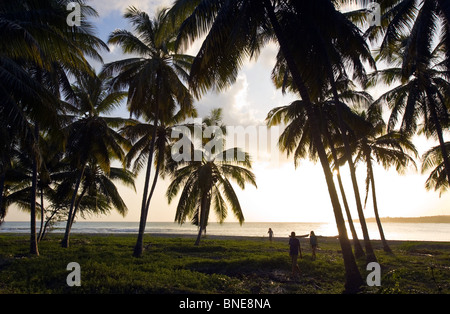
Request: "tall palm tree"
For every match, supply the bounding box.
[60,70,131,248]
[269,1,379,262]
[168,0,366,292]
[267,77,373,258]
[0,0,108,255]
[103,7,195,257]
[121,108,197,256]
[338,107,418,253]
[167,110,257,245]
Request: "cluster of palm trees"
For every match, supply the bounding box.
[164,0,449,292]
[1,0,449,293]
[0,1,256,258]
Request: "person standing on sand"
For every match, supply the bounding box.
[289,232,302,276]
[268,228,273,242]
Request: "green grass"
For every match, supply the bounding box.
[0,234,449,294]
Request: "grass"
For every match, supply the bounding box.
[0,233,449,294]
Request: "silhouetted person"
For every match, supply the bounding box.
[268,228,273,242]
[289,231,302,276]
[309,231,318,260]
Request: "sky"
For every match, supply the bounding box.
[6,0,450,223]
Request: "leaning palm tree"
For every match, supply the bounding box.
[269,1,379,263]
[266,78,373,258]
[341,107,418,253]
[167,121,257,245]
[168,0,366,292]
[103,7,195,257]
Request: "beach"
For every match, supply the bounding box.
[3,221,450,242]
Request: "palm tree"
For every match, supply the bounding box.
[60,70,131,248]
[0,0,109,255]
[122,108,197,256]
[167,110,257,245]
[370,39,450,187]
[266,78,371,258]
[270,1,380,262]
[168,0,366,292]
[358,0,450,186]
[338,107,418,253]
[103,7,195,257]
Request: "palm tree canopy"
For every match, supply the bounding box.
[0,0,109,136]
[168,0,375,101]
[167,147,256,226]
[103,7,194,122]
[63,69,131,173]
[369,38,450,137]
[360,0,450,74]
[266,77,374,167]
[167,109,256,227]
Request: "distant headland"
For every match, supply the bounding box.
[353,215,450,224]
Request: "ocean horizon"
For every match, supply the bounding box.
[1,220,450,242]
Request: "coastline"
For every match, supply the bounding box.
[3,220,450,242]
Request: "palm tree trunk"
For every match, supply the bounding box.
[325,55,377,263]
[366,155,392,253]
[263,0,364,292]
[30,122,39,256]
[41,208,58,241]
[336,170,365,257]
[61,165,86,248]
[323,126,365,258]
[145,147,163,212]
[69,187,87,231]
[195,193,210,246]
[0,173,5,222]
[37,186,44,242]
[134,110,159,258]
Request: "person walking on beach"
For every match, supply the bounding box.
[268,228,273,242]
[309,231,318,260]
[289,232,302,277]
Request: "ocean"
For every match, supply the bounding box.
[1,220,450,242]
